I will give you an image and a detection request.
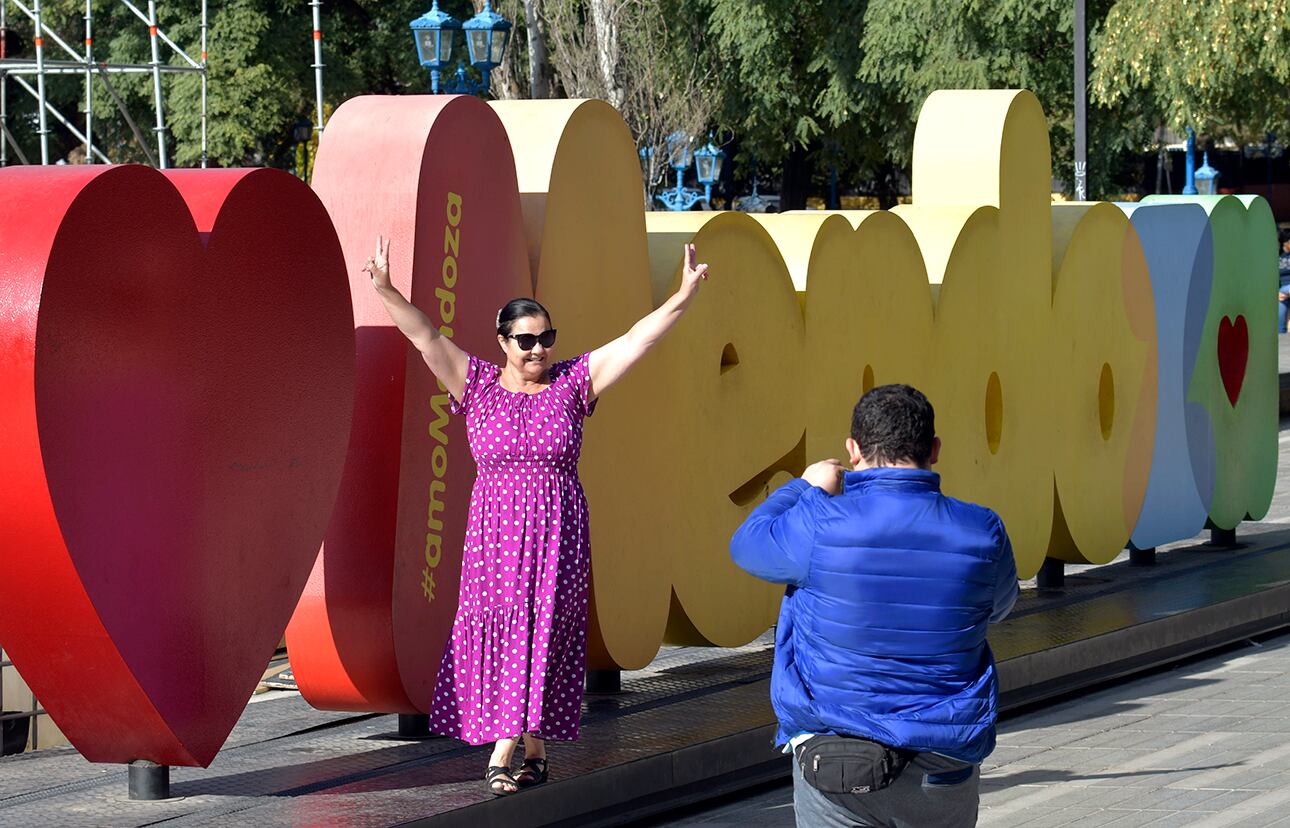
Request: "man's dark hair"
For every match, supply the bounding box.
[850,384,936,466]
[496,298,552,336]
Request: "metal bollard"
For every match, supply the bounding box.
[1209,527,1238,548]
[398,714,431,739]
[1036,557,1065,590]
[128,760,170,801]
[1129,545,1157,566]
[586,669,621,694]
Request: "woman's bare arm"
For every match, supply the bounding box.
[587,243,709,400]
[365,235,470,400]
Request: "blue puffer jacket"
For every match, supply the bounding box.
[730,468,1018,764]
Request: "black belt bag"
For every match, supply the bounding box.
[794,734,914,795]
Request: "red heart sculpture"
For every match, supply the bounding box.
[0,165,355,767]
[1217,314,1248,407]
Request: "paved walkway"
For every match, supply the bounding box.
[642,632,1290,827]
[980,633,1290,827]
[637,415,1290,827]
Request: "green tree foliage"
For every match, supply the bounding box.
[858,0,1151,199]
[860,0,1072,167]
[702,0,1153,204]
[1092,0,1290,143]
[2,0,1280,201]
[703,0,888,207]
[704,0,864,157]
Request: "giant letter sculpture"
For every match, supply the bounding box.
[488,100,681,667]
[1123,203,1216,549]
[1047,203,1158,565]
[1143,195,1278,531]
[895,90,1058,576]
[287,95,532,712]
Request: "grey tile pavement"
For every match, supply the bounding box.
[646,632,1290,826]
[636,419,1290,826]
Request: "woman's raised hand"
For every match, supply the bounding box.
[361,231,469,398]
[681,243,710,294]
[363,235,393,292]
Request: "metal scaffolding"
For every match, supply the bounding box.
[310,0,323,137]
[0,0,208,167]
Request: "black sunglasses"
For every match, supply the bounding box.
[505,329,557,350]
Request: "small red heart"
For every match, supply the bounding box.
[0,165,355,767]
[1217,314,1248,407]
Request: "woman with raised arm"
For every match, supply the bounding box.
[364,237,711,796]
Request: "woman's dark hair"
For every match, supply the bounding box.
[496,298,552,336]
[850,384,936,466]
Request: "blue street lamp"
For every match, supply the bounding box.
[655,132,724,211]
[1182,126,1198,195]
[693,135,726,205]
[410,2,460,92]
[464,3,511,74]
[410,1,511,95]
[735,156,769,212]
[656,132,702,211]
[666,131,693,172]
[1194,151,1220,195]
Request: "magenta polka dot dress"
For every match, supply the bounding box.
[428,352,596,746]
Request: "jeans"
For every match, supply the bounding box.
[792,750,980,828]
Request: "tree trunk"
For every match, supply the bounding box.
[1234,139,1244,192]
[523,0,550,99]
[588,0,623,109]
[876,161,902,209]
[779,145,812,211]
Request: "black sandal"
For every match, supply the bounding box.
[515,757,549,787]
[486,765,519,796]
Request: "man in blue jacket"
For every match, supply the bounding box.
[731,384,1018,827]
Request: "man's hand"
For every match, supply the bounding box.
[802,460,847,495]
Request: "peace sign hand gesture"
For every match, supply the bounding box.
[363,235,393,293]
[681,243,710,295]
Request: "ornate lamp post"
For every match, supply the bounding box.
[693,135,726,206]
[1182,126,1198,195]
[464,3,511,77]
[735,156,769,212]
[656,132,700,211]
[410,1,460,93]
[1194,151,1220,195]
[655,131,724,211]
[410,1,511,95]
[736,176,767,212]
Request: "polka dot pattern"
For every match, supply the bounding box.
[428,352,595,746]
